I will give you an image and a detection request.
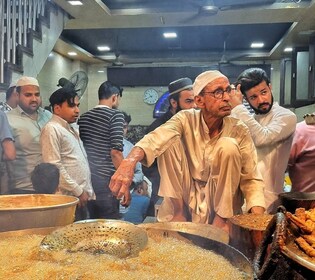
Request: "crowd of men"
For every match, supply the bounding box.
[1,67,314,232]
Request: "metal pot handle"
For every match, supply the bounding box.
[253,206,287,280]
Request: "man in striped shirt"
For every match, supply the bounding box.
[78,81,124,219]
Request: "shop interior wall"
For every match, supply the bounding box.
[37,52,313,125]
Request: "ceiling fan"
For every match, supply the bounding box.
[181,0,277,23]
[103,52,124,67]
[211,35,246,68]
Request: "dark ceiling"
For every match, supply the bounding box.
[53,0,315,67]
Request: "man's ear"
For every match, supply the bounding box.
[112,94,117,102]
[169,98,178,110]
[53,104,60,114]
[194,95,205,109]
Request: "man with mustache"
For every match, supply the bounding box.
[40,87,94,220]
[6,76,52,194]
[230,68,297,213]
[109,70,265,233]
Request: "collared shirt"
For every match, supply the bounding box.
[231,102,297,212]
[288,120,315,192]
[136,109,265,209]
[40,115,94,198]
[6,106,52,191]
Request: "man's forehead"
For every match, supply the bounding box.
[20,85,40,92]
[180,89,194,97]
[204,77,229,89]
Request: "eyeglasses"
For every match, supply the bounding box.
[202,85,235,99]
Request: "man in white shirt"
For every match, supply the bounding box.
[40,87,94,220]
[230,68,297,213]
[6,76,52,193]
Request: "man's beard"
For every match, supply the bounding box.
[249,95,274,115]
[175,106,182,113]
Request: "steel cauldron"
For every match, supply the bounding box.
[0,221,254,279]
[0,194,79,232]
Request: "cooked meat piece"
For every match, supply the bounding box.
[302,235,315,248]
[295,237,315,257]
[306,208,315,223]
[286,212,313,234]
[295,208,306,222]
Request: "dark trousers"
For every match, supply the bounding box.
[9,189,37,194]
[88,176,120,219]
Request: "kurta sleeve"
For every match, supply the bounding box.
[238,129,266,211]
[231,104,297,147]
[135,115,183,167]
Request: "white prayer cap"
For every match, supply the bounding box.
[193,70,227,96]
[9,80,17,88]
[16,76,39,87]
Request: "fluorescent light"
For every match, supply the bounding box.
[67,52,77,56]
[284,47,293,52]
[163,32,177,39]
[97,46,110,51]
[98,70,104,73]
[68,1,83,6]
[251,42,264,48]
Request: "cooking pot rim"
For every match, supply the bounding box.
[278,192,315,201]
[0,194,79,211]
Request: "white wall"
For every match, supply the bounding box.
[37,52,164,125]
[37,53,314,125]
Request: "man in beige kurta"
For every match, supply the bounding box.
[109,70,265,232]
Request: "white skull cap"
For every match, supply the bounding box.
[9,80,17,88]
[193,70,227,96]
[16,76,39,87]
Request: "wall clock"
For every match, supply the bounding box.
[143,88,159,105]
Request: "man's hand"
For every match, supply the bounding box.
[229,84,243,109]
[78,190,89,207]
[250,206,265,214]
[110,146,145,207]
[109,158,135,206]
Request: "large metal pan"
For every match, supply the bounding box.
[0,194,79,232]
[278,192,315,212]
[139,222,252,279]
[0,221,253,279]
[138,221,229,244]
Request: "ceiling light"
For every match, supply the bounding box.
[97,46,110,51]
[251,42,264,48]
[284,47,293,52]
[68,1,83,6]
[98,70,104,73]
[163,32,177,39]
[199,5,219,16]
[67,52,77,56]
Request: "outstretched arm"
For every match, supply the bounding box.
[109,146,145,206]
